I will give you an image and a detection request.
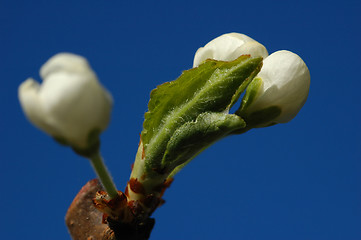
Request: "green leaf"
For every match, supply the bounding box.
[141,56,263,174]
[162,112,246,172]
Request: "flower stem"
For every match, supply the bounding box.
[89,152,118,199]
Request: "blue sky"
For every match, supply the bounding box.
[1,0,360,239]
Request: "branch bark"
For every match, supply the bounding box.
[65,179,107,240]
[65,179,155,240]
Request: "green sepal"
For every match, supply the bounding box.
[235,76,283,129]
[72,128,101,158]
[53,136,69,146]
[236,76,263,115]
[242,106,282,128]
[141,56,263,174]
[53,129,101,158]
[161,112,246,173]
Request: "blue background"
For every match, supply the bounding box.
[1,0,360,239]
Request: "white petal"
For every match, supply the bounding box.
[47,74,110,147]
[19,53,113,149]
[247,50,310,124]
[18,78,60,136]
[193,33,268,67]
[40,53,90,79]
[41,56,111,148]
[237,41,268,61]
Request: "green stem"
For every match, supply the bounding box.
[89,152,118,199]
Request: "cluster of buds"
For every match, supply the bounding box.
[18,33,310,239]
[193,33,310,127]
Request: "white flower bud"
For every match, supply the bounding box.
[193,32,268,67]
[19,53,112,150]
[239,50,310,127]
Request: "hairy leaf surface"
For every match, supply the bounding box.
[141,56,263,173]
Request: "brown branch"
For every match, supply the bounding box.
[65,179,155,240]
[65,179,107,240]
